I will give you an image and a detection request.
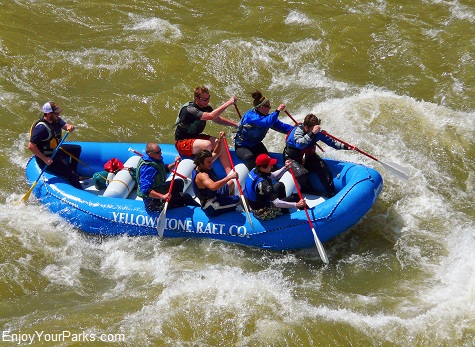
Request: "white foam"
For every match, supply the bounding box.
[284,10,313,25]
[124,15,182,41]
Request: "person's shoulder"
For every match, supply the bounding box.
[183,103,198,114]
[31,120,48,132]
[186,102,197,110]
[196,169,208,177]
[294,125,305,133]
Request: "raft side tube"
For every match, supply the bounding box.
[103,156,140,198]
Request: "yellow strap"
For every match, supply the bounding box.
[109,179,131,194]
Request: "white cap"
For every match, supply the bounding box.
[42,101,63,114]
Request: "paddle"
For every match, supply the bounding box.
[284,110,300,125]
[320,130,410,181]
[19,131,70,203]
[289,166,329,264]
[156,159,180,237]
[234,104,242,119]
[223,137,254,229]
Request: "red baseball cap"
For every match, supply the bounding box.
[255,154,277,167]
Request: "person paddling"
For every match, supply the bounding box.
[284,113,351,197]
[28,101,83,190]
[244,154,305,220]
[174,86,238,174]
[192,132,241,216]
[234,90,292,170]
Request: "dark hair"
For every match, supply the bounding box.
[193,150,212,166]
[251,90,268,107]
[303,113,321,127]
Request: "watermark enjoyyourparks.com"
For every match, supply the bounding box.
[2,330,126,345]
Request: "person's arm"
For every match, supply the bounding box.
[55,117,73,132]
[28,124,53,164]
[167,156,181,172]
[201,96,237,121]
[269,110,292,134]
[293,126,316,148]
[317,132,349,150]
[61,124,75,132]
[139,165,160,198]
[256,179,305,209]
[270,160,291,181]
[245,109,279,127]
[27,142,52,165]
[213,116,238,127]
[210,131,226,162]
[148,189,169,201]
[272,197,306,209]
[196,171,238,191]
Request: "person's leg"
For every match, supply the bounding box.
[168,192,200,208]
[226,178,235,195]
[144,198,164,212]
[170,179,184,194]
[235,146,256,171]
[192,138,213,152]
[289,161,313,193]
[274,182,287,200]
[193,136,232,174]
[310,156,335,197]
[60,144,82,173]
[296,173,313,194]
[166,179,199,208]
[204,195,240,216]
[40,157,83,190]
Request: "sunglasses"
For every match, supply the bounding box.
[150,150,162,155]
[197,96,210,101]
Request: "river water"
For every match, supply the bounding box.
[1,0,474,346]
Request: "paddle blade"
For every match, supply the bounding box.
[311,227,329,264]
[156,203,169,238]
[378,160,410,181]
[18,182,36,204]
[240,194,254,229]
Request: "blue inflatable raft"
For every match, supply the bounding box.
[24,142,383,251]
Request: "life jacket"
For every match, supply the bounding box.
[30,118,62,156]
[192,167,219,203]
[136,158,168,198]
[244,168,271,210]
[174,102,207,140]
[234,115,270,147]
[283,125,316,162]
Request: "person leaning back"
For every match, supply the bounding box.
[284,113,351,197]
[174,86,238,174]
[28,101,83,190]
